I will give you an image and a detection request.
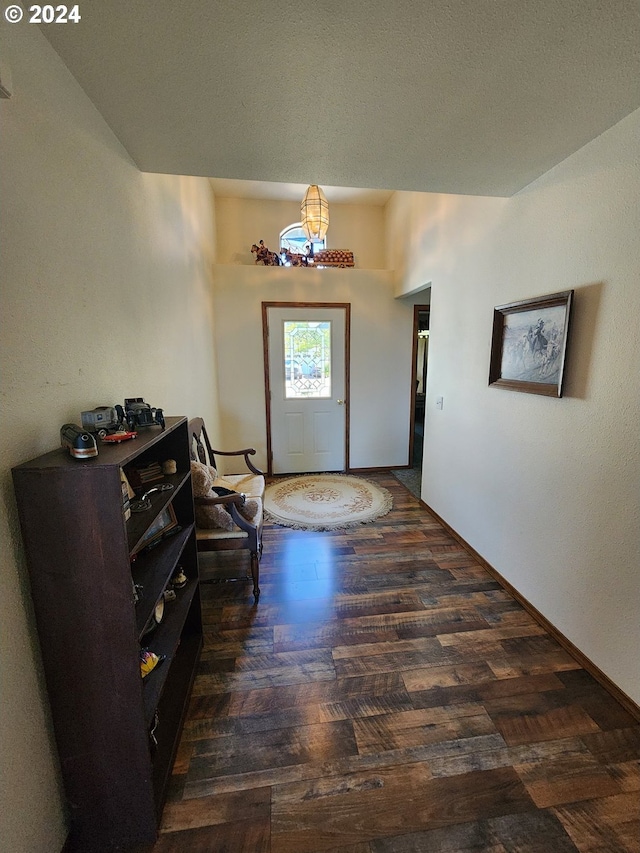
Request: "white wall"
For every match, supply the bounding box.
[211,265,415,471]
[0,20,221,852]
[215,195,387,269]
[389,109,640,705]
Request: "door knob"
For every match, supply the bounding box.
[337,399,345,405]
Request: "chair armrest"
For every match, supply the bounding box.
[194,493,246,508]
[227,503,261,542]
[194,493,259,545]
[210,447,263,476]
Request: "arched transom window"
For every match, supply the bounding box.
[279,223,326,264]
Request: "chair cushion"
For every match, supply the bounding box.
[195,498,263,540]
[213,473,265,500]
[196,526,248,541]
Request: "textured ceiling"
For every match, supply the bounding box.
[41,0,640,198]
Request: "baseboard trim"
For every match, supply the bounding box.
[348,465,406,473]
[421,499,640,723]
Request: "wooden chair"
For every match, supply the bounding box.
[188,417,264,600]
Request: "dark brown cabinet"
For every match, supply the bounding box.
[12,416,202,852]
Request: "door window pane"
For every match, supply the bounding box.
[284,321,331,398]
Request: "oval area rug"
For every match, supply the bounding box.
[264,474,393,531]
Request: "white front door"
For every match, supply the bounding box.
[266,306,348,474]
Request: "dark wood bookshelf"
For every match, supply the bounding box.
[12,416,202,852]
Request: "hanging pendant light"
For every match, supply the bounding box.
[301,185,329,241]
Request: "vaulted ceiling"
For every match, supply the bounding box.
[41,0,640,199]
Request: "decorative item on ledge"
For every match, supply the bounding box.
[250,242,355,269]
[280,249,309,267]
[314,249,354,268]
[251,240,281,265]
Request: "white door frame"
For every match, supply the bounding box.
[262,301,351,476]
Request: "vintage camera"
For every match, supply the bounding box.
[81,406,122,436]
[60,423,98,459]
[124,398,165,431]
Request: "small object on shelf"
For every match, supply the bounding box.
[81,406,122,435]
[133,505,181,556]
[142,525,182,553]
[142,598,165,637]
[130,483,174,513]
[171,568,188,589]
[131,578,143,604]
[120,468,135,497]
[60,423,99,459]
[153,598,164,625]
[81,405,139,439]
[149,711,160,750]
[127,461,164,488]
[162,459,177,475]
[124,398,165,431]
[121,468,135,520]
[163,589,176,602]
[139,648,165,678]
[101,430,137,443]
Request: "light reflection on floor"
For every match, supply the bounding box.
[279,532,337,620]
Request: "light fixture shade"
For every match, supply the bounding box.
[301,185,329,241]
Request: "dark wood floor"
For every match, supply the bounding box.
[152,473,640,852]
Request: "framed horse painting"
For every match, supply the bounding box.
[488,290,574,397]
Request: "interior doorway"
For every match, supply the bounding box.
[410,306,430,470]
